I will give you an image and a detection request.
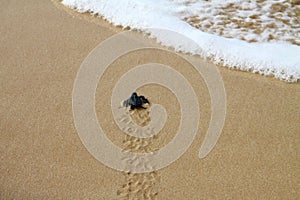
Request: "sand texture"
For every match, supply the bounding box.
[1,0,300,199]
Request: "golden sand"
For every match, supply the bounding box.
[0,0,299,199]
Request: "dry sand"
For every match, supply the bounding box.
[1,0,299,199]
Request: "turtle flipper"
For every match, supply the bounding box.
[123,99,130,107]
[130,105,136,110]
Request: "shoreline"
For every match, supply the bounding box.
[60,0,300,83]
[57,0,300,85]
[0,0,299,199]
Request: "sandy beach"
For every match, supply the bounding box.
[1,0,299,199]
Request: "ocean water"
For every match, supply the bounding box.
[61,0,300,82]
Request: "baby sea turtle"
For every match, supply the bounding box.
[123,92,150,110]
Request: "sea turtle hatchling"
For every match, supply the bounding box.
[123,92,150,110]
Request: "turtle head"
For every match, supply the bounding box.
[131,92,138,98]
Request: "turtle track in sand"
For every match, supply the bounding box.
[116,110,160,200]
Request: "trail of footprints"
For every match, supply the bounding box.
[117,110,160,200]
[116,167,160,199]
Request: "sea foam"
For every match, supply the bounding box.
[62,0,300,82]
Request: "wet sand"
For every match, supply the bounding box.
[0,0,299,199]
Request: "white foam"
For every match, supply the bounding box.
[62,0,300,82]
